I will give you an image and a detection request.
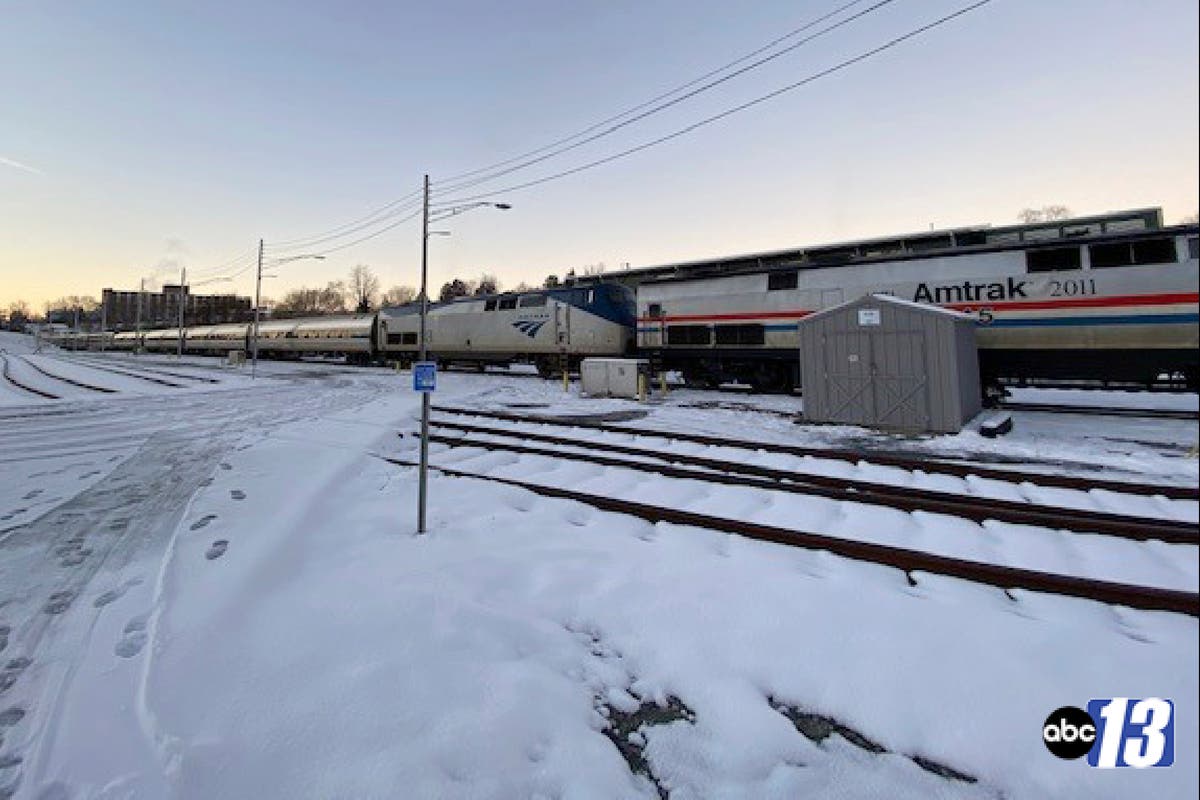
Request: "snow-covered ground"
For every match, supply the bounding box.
[0,338,1196,799]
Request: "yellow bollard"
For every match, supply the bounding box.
[659,372,669,396]
[637,373,647,402]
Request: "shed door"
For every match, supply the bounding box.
[822,331,875,424]
[871,332,929,430]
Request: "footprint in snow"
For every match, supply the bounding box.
[0,626,7,654]
[198,477,213,488]
[0,707,24,727]
[114,618,148,658]
[230,490,245,501]
[219,463,232,471]
[189,515,217,531]
[206,540,229,560]
[43,592,75,615]
[21,490,42,500]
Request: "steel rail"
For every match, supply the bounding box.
[51,354,186,387]
[74,354,220,383]
[999,401,1199,421]
[432,405,1199,501]
[381,454,1199,616]
[0,354,60,399]
[426,421,1198,544]
[19,356,117,393]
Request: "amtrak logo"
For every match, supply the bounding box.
[512,319,548,338]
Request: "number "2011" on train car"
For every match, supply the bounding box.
[1049,278,1097,297]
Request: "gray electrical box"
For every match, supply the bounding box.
[581,358,651,399]
[797,294,982,433]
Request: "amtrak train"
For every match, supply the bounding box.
[637,220,1199,391]
[86,284,637,375]
[47,209,1199,391]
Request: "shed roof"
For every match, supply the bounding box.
[799,293,976,325]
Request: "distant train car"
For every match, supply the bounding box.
[112,331,141,351]
[142,328,182,352]
[637,224,1199,391]
[378,284,635,374]
[252,315,376,361]
[184,323,251,354]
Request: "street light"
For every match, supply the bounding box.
[416,176,510,534]
[251,243,325,379]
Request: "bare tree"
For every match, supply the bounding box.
[512,281,533,292]
[274,281,348,318]
[6,300,31,330]
[438,278,471,302]
[1181,212,1199,225]
[543,274,560,288]
[348,265,381,313]
[1018,205,1072,224]
[474,273,499,296]
[382,285,417,306]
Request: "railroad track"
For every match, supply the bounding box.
[382,454,1198,616]
[0,353,60,399]
[72,354,221,383]
[18,355,117,394]
[53,354,188,387]
[424,419,1197,544]
[433,405,1199,501]
[999,401,1198,422]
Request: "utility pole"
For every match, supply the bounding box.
[135,279,144,354]
[177,266,187,358]
[252,238,264,379]
[418,174,430,534]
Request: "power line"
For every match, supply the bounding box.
[267,188,424,251]
[434,0,873,189]
[432,0,897,199]
[304,207,424,257]
[433,0,992,207]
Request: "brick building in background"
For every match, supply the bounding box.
[101,285,252,330]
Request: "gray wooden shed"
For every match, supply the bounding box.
[797,294,982,433]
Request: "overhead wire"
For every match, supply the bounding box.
[248,0,878,253]
[266,188,424,252]
[431,0,897,199]
[433,0,873,189]
[432,0,993,207]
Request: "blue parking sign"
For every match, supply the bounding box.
[413,361,437,392]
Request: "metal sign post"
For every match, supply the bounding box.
[417,175,431,534]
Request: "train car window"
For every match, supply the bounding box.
[1089,243,1130,269]
[1131,238,1177,265]
[647,303,663,317]
[518,294,547,307]
[667,325,711,346]
[1091,238,1177,268]
[767,272,798,291]
[1025,247,1081,273]
[498,296,518,310]
[1188,237,1199,259]
[403,332,418,345]
[484,299,497,311]
[714,324,765,346]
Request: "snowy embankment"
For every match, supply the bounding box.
[16,375,1195,799]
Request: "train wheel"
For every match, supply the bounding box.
[535,357,558,379]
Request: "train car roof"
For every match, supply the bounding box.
[379,282,629,317]
[636,219,1198,288]
[291,315,375,331]
[584,208,1189,287]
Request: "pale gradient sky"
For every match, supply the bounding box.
[2,0,1197,311]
